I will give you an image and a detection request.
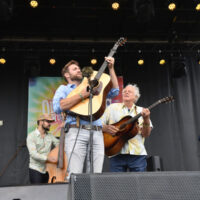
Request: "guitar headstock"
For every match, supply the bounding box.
[159,96,175,104]
[118,37,127,46]
[113,37,127,50]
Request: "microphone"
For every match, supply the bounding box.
[82,66,93,78]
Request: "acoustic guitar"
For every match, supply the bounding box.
[103,96,174,156]
[67,37,126,121]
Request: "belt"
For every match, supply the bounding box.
[69,124,102,131]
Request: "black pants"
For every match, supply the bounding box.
[29,168,49,184]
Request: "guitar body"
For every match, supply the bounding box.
[68,70,112,121]
[103,116,139,156]
[46,146,68,183]
[103,96,174,156]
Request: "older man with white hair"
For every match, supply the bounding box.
[102,84,153,172]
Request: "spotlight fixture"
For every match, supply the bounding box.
[196,3,200,11]
[0,57,6,64]
[49,58,56,65]
[29,0,39,8]
[90,48,97,65]
[158,50,166,65]
[112,1,120,10]
[137,50,144,66]
[168,1,176,11]
[90,58,97,65]
[159,59,166,65]
[138,59,144,66]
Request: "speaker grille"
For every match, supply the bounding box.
[70,172,200,200]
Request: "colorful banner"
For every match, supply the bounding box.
[28,76,123,137]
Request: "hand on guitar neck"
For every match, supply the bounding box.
[105,56,115,69]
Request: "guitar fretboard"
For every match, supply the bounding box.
[95,49,116,81]
[119,97,173,129]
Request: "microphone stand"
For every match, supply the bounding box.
[87,79,98,174]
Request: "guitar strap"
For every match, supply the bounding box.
[134,105,138,115]
[76,116,80,128]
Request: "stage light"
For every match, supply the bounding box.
[138,59,144,66]
[90,48,97,65]
[158,50,166,65]
[0,57,6,64]
[112,2,120,10]
[159,59,166,65]
[168,2,176,11]
[91,58,97,65]
[196,3,200,11]
[49,58,56,65]
[29,0,38,8]
[137,50,144,66]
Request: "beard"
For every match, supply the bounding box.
[69,73,83,82]
[42,124,50,132]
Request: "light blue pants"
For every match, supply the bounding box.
[65,128,104,174]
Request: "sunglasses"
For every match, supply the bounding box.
[42,120,52,123]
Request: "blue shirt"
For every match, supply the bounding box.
[53,84,119,126]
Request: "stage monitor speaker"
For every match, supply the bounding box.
[69,171,200,200]
[147,155,163,171]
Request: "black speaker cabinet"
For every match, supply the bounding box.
[147,155,163,171]
[69,171,200,200]
[1,172,200,200]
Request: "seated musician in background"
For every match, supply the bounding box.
[26,113,59,184]
[101,84,153,172]
[52,57,119,176]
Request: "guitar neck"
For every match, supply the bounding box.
[125,101,161,125]
[94,50,116,81]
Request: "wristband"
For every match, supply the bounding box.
[79,93,84,102]
[143,123,150,128]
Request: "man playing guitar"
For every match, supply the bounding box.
[52,57,119,178]
[101,84,153,172]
